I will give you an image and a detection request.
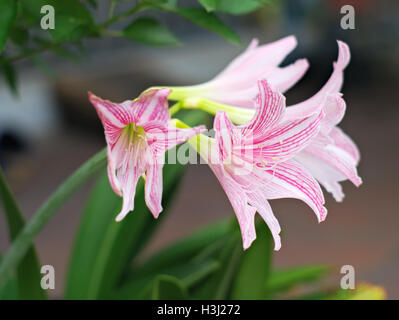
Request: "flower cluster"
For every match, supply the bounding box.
[88,36,361,250]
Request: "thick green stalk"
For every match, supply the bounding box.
[0,148,107,292]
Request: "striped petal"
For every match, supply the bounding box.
[240,110,324,167]
[88,92,133,147]
[299,136,362,188]
[214,111,234,163]
[240,80,285,143]
[260,160,327,223]
[145,160,164,218]
[247,191,282,250]
[145,123,206,154]
[132,88,171,124]
[112,132,148,221]
[211,164,257,250]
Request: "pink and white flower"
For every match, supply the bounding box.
[285,41,362,201]
[168,36,309,107]
[180,39,361,201]
[189,80,326,250]
[89,89,205,221]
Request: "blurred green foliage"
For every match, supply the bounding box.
[0,0,271,94]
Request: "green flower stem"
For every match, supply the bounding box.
[190,99,253,124]
[161,88,254,124]
[169,101,183,116]
[0,148,107,293]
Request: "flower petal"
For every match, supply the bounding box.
[212,164,257,250]
[107,148,122,197]
[240,110,324,166]
[260,160,327,222]
[214,111,234,162]
[247,191,282,250]
[241,80,286,142]
[329,127,360,164]
[294,151,347,202]
[300,135,362,188]
[132,88,171,124]
[320,93,346,134]
[285,41,351,120]
[145,160,164,218]
[111,131,148,221]
[216,36,298,80]
[267,58,309,93]
[145,123,206,153]
[88,92,133,146]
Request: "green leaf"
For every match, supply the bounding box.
[112,259,219,299]
[132,219,230,276]
[65,111,207,299]
[10,26,29,46]
[176,8,240,45]
[267,265,330,295]
[191,228,242,299]
[198,0,266,14]
[0,168,46,299]
[198,0,217,12]
[0,62,18,96]
[230,219,273,299]
[21,0,94,42]
[150,275,188,300]
[0,255,18,300]
[123,18,180,46]
[0,0,17,53]
[146,0,179,9]
[214,0,262,15]
[0,149,107,295]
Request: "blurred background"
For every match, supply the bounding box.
[0,0,398,298]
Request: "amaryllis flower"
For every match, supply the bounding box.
[180,39,361,201]
[284,41,362,201]
[189,80,326,250]
[167,36,309,107]
[89,89,205,221]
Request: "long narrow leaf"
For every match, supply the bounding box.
[0,167,46,299]
[0,148,107,294]
[230,219,273,299]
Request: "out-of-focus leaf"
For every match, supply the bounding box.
[199,0,265,14]
[114,260,219,299]
[267,265,330,295]
[86,0,98,9]
[150,275,188,300]
[191,228,242,299]
[147,0,179,9]
[0,255,18,300]
[0,168,46,299]
[176,8,240,45]
[230,220,273,299]
[215,0,262,15]
[330,283,386,300]
[123,18,180,46]
[10,26,29,46]
[131,219,230,276]
[198,0,217,12]
[65,111,207,300]
[0,0,17,53]
[0,62,18,96]
[21,0,94,42]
